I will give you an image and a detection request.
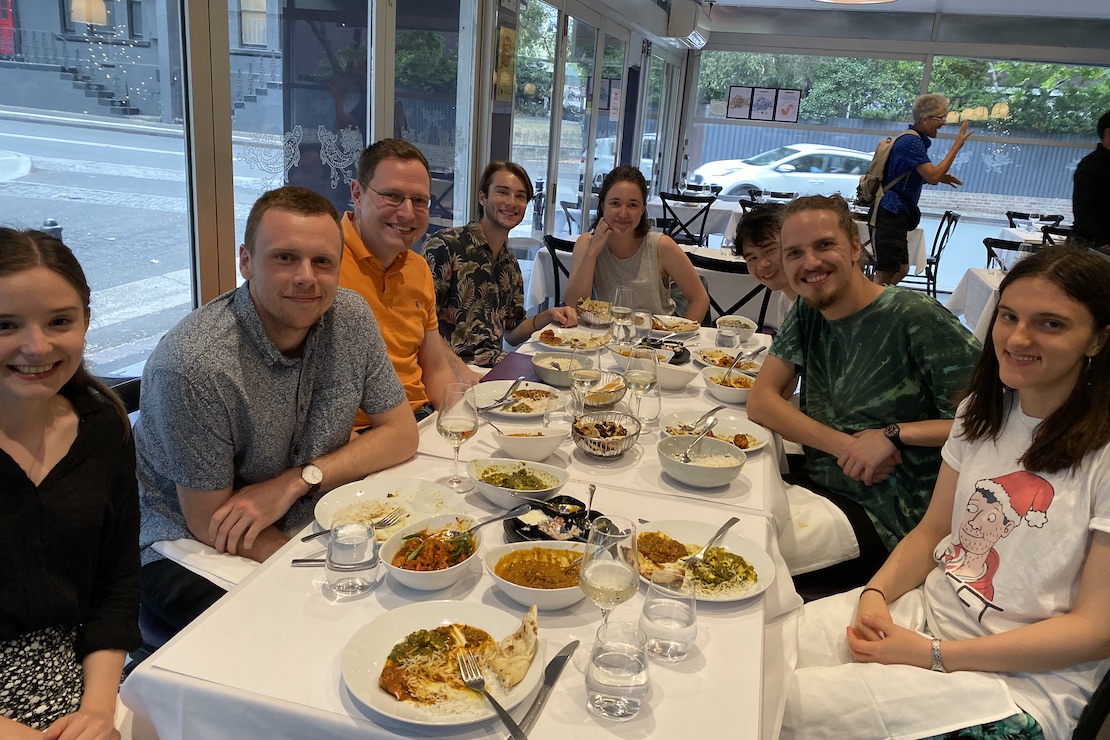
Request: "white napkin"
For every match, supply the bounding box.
[762,519,805,621]
[777,484,860,576]
[151,539,258,591]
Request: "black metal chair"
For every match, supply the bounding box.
[983,237,1027,271]
[686,250,773,330]
[1042,224,1076,246]
[659,191,717,246]
[542,234,575,307]
[1072,668,1110,739]
[1005,211,1065,229]
[903,210,960,298]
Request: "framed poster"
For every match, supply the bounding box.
[726,86,752,120]
[775,89,801,123]
[599,78,611,111]
[495,27,517,103]
[750,88,777,121]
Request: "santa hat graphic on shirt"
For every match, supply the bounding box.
[976,471,1055,528]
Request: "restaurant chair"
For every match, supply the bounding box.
[559,200,581,234]
[687,250,773,329]
[748,188,796,203]
[1041,224,1075,246]
[1005,211,1065,229]
[902,210,960,298]
[1072,667,1110,739]
[428,172,455,221]
[983,237,1026,270]
[542,234,575,306]
[659,190,717,246]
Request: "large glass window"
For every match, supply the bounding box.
[511,0,558,237]
[239,0,265,47]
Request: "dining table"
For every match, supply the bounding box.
[946,266,1004,342]
[120,328,803,740]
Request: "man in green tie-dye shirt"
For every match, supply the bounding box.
[749,195,980,596]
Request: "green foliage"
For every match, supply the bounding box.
[395,31,457,95]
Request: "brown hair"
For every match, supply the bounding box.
[590,166,650,239]
[243,185,341,255]
[356,137,430,185]
[477,162,534,206]
[731,203,782,258]
[960,247,1110,473]
[0,227,129,430]
[777,194,859,249]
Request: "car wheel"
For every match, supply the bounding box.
[729,184,758,198]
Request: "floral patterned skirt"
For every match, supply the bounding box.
[0,625,83,730]
[923,711,1043,740]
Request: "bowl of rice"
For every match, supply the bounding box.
[656,435,746,488]
[379,513,481,591]
[531,352,589,388]
[491,425,568,461]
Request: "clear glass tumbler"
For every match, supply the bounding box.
[639,571,697,662]
[326,522,379,596]
[586,621,650,721]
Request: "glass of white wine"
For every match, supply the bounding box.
[579,515,640,625]
[624,346,659,424]
[435,383,477,492]
[610,285,634,345]
[569,346,602,415]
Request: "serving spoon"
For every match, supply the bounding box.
[505,491,583,516]
[439,504,532,540]
[679,416,719,463]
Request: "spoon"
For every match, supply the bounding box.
[584,483,597,521]
[680,416,719,463]
[505,491,582,516]
[439,504,532,540]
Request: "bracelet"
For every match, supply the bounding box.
[532,314,540,331]
[859,587,886,601]
[930,638,947,672]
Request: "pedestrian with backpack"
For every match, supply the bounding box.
[869,94,970,286]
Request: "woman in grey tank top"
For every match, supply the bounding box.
[564,167,708,321]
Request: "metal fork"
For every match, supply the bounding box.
[456,651,530,740]
[299,507,406,543]
[682,516,740,568]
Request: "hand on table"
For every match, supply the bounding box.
[209,474,298,555]
[837,429,903,485]
[548,305,578,328]
[847,612,931,670]
[43,708,120,740]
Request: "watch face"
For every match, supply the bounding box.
[302,464,323,486]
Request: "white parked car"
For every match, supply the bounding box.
[686,144,871,198]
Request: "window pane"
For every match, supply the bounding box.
[511,0,558,237]
[0,0,192,377]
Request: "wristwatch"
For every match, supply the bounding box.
[884,423,905,450]
[930,638,947,672]
[301,463,323,496]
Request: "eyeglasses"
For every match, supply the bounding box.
[364,185,431,212]
[926,114,949,123]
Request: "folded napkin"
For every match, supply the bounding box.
[777,484,860,576]
[151,539,258,591]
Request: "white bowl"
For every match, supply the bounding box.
[656,436,747,488]
[379,513,481,591]
[701,366,756,405]
[484,540,589,611]
[716,314,757,343]
[466,458,570,509]
[491,426,567,461]
[606,344,675,365]
[651,360,700,391]
[531,352,590,388]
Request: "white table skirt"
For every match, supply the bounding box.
[947,267,1004,342]
[122,330,802,740]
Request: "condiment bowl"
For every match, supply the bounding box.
[379,513,481,591]
[484,540,589,611]
[656,436,746,488]
[531,352,589,388]
[466,458,570,509]
[701,366,756,405]
[607,344,675,365]
[716,314,757,343]
[491,425,567,461]
[571,411,642,458]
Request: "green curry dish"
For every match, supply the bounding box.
[687,547,757,593]
[479,463,556,491]
[388,628,450,665]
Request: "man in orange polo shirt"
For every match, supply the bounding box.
[339,139,481,423]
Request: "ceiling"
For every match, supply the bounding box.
[703,0,1110,21]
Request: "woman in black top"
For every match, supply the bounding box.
[0,228,139,740]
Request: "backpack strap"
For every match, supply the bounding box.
[868,129,922,230]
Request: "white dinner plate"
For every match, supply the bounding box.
[528,326,612,353]
[650,314,701,339]
[638,519,775,602]
[473,380,564,419]
[341,601,545,726]
[660,412,771,453]
[693,348,765,374]
[313,477,466,540]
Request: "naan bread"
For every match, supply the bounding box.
[487,605,538,688]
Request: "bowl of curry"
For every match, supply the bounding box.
[379,514,481,591]
[483,541,588,610]
[466,458,570,509]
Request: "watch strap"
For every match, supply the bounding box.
[884,423,905,450]
[930,638,946,672]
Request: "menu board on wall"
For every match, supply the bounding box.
[775,89,801,123]
[726,86,752,119]
[750,88,777,121]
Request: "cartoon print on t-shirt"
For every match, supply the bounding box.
[941,471,1055,618]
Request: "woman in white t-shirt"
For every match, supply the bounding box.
[783,247,1110,740]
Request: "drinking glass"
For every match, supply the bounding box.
[639,572,697,662]
[632,307,653,343]
[435,383,477,492]
[586,621,649,721]
[579,515,639,624]
[569,346,602,415]
[610,286,635,345]
[326,522,379,596]
[543,394,575,434]
[623,347,658,423]
[1024,213,1041,233]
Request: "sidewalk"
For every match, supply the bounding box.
[0,150,31,181]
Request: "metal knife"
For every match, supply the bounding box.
[511,640,579,738]
[477,376,526,412]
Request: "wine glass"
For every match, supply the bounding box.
[1025,213,1041,234]
[623,347,659,423]
[435,383,477,492]
[610,286,634,345]
[579,515,640,625]
[569,346,602,415]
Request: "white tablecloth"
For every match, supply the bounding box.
[121,330,802,740]
[947,267,1004,342]
[998,226,1042,244]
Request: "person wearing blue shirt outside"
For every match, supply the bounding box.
[874,94,971,286]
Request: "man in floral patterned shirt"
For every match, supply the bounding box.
[424,162,577,367]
